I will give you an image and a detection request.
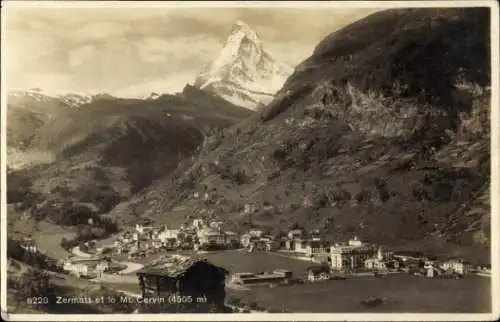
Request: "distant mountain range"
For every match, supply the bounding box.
[8,88,116,109]
[9,20,291,111]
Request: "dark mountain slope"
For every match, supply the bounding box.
[119,8,490,263]
[7,92,252,220]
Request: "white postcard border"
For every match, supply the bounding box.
[1,1,498,321]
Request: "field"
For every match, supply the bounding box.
[203,250,313,277]
[202,251,490,313]
[33,222,76,259]
[8,215,75,260]
[231,273,490,313]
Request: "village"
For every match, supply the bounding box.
[21,216,490,279]
[16,216,491,312]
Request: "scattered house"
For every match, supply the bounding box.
[364,247,389,270]
[113,246,123,255]
[476,264,491,274]
[248,229,264,238]
[152,240,163,249]
[348,236,363,247]
[244,204,256,214]
[230,269,293,285]
[424,261,439,278]
[136,255,228,307]
[287,229,303,240]
[225,231,240,248]
[164,238,177,249]
[209,221,221,230]
[307,265,332,282]
[308,229,323,242]
[305,240,331,258]
[158,228,179,243]
[20,238,37,253]
[438,259,472,275]
[240,234,252,248]
[248,239,276,252]
[193,219,204,230]
[292,239,308,253]
[198,228,226,249]
[128,242,138,253]
[330,239,376,271]
[135,224,144,234]
[63,257,109,278]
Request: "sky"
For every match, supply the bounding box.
[5,6,377,97]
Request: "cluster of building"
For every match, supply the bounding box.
[97,218,244,259]
[60,256,110,278]
[240,229,278,252]
[423,259,474,278]
[19,237,38,253]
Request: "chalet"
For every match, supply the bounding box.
[307,265,331,282]
[198,228,226,249]
[225,231,240,248]
[20,238,37,253]
[192,219,205,231]
[309,229,322,240]
[240,234,252,248]
[348,236,363,247]
[156,228,171,243]
[305,240,331,257]
[135,224,145,234]
[364,247,392,270]
[287,229,303,240]
[286,238,307,253]
[438,259,472,275]
[248,239,277,252]
[63,257,109,278]
[136,255,228,307]
[330,242,376,271]
[248,229,264,238]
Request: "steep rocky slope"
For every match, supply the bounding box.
[194,20,293,110]
[121,8,491,263]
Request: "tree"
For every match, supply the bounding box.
[16,269,57,310]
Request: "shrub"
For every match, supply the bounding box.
[374,178,390,202]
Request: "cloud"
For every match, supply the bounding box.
[68,45,95,66]
[111,72,196,98]
[72,21,127,41]
[4,6,378,94]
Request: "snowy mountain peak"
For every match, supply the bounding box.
[8,88,96,108]
[194,21,293,110]
[230,20,262,47]
[211,20,263,72]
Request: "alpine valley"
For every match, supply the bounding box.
[7,8,491,273]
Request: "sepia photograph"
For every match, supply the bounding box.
[0,1,498,321]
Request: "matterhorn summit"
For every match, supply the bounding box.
[194,20,293,110]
